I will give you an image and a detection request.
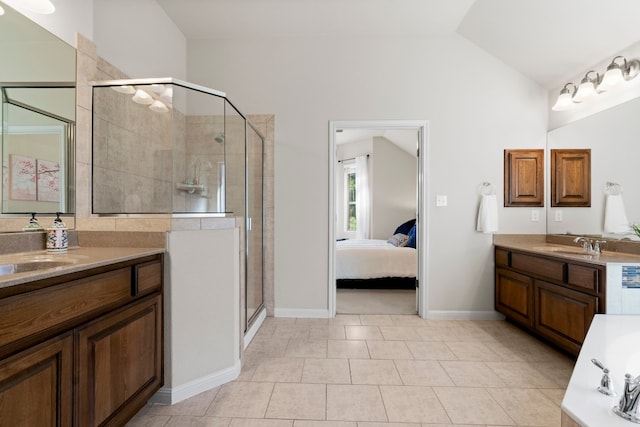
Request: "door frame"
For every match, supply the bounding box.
[328,120,429,318]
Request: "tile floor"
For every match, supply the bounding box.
[127,315,575,427]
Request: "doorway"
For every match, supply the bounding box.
[328,120,428,318]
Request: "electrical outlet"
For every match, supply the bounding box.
[531,210,539,222]
[555,210,563,222]
[436,195,447,207]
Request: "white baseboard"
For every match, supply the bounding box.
[150,360,241,405]
[426,310,505,320]
[274,308,330,318]
[244,308,267,350]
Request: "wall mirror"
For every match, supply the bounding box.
[546,96,640,237]
[0,0,76,216]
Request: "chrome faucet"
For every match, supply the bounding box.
[573,237,606,254]
[613,373,640,423]
[591,358,616,396]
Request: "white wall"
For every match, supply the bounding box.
[2,0,94,47]
[93,0,187,80]
[371,137,416,239]
[188,34,548,315]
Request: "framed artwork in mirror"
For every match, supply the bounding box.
[551,149,591,207]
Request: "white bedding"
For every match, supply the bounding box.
[335,239,417,280]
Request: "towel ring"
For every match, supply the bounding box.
[605,182,623,195]
[480,182,495,195]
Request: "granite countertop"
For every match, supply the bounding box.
[0,246,165,289]
[494,237,640,266]
[562,314,640,427]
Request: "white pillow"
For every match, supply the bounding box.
[387,233,409,247]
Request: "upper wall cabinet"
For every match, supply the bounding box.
[504,149,544,207]
[551,149,591,207]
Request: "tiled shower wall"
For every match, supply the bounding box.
[80,34,275,316]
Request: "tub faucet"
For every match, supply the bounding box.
[613,373,640,423]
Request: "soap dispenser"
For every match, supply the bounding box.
[46,212,68,252]
[23,213,44,232]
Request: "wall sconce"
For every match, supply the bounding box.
[551,56,640,111]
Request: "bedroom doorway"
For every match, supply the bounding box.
[328,120,428,318]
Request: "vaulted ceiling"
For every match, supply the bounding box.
[158,0,640,90]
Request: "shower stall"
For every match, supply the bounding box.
[91,78,264,331]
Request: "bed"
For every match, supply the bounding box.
[335,238,417,289]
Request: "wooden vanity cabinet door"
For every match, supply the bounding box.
[0,333,73,427]
[551,149,591,207]
[495,268,533,327]
[76,294,163,427]
[535,280,597,354]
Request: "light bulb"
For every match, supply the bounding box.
[598,67,624,92]
[149,84,165,95]
[159,87,173,104]
[573,81,596,102]
[551,84,577,111]
[111,85,136,95]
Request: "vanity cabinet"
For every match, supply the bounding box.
[0,254,163,427]
[495,247,604,355]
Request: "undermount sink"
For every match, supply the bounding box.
[0,260,73,276]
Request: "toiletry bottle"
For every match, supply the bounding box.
[23,213,44,232]
[46,212,68,252]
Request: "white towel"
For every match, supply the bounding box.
[604,194,630,233]
[477,194,498,233]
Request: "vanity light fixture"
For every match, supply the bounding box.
[132,88,154,105]
[573,71,600,102]
[551,83,578,111]
[597,56,640,92]
[111,85,136,95]
[159,87,173,104]
[149,100,169,113]
[552,55,640,111]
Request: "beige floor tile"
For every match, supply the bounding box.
[206,382,274,418]
[366,340,413,359]
[125,414,171,427]
[486,361,558,388]
[350,359,402,385]
[146,388,219,416]
[445,341,502,361]
[328,340,370,359]
[539,388,567,406]
[165,416,231,426]
[440,361,506,387]
[302,358,351,384]
[359,315,395,325]
[309,325,346,340]
[379,326,421,341]
[414,327,463,341]
[433,387,515,425]
[229,420,293,427]
[329,315,362,325]
[273,325,311,340]
[379,385,450,424]
[487,388,561,426]
[326,385,387,422]
[345,325,383,340]
[246,337,290,358]
[294,421,356,427]
[393,360,454,386]
[251,357,304,382]
[389,315,425,326]
[537,360,576,388]
[357,423,420,427]
[285,339,328,358]
[405,341,457,361]
[265,383,326,420]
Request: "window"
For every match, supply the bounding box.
[344,164,356,231]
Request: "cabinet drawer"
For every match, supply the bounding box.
[0,268,132,352]
[495,249,510,267]
[568,264,599,292]
[511,252,565,282]
[133,260,162,295]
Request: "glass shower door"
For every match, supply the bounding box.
[245,124,264,329]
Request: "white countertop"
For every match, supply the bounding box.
[562,314,640,426]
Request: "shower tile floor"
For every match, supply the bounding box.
[127,316,575,427]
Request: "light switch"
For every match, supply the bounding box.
[436,195,447,207]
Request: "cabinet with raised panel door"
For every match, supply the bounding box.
[495,247,604,355]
